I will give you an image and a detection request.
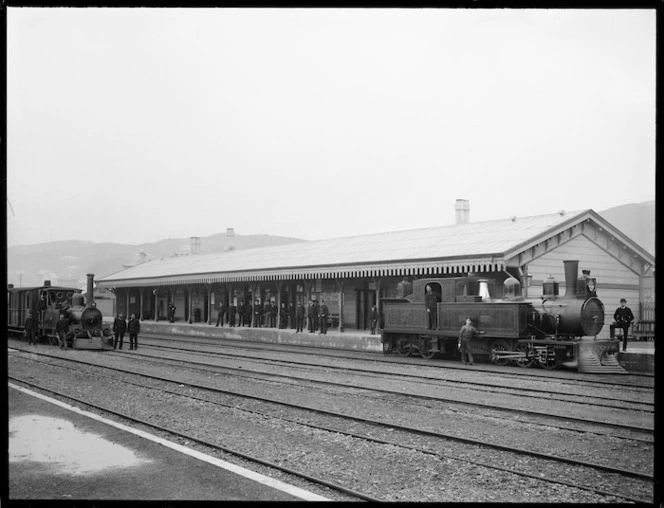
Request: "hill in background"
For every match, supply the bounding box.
[7,201,655,288]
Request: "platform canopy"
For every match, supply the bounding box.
[95,209,654,288]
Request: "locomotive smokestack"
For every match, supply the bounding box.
[86,274,95,307]
[563,260,578,297]
[455,199,470,225]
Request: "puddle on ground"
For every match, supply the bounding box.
[9,414,152,474]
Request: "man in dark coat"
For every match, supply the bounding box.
[216,301,226,327]
[295,302,306,333]
[37,293,47,322]
[312,300,320,332]
[288,302,296,329]
[425,285,439,330]
[228,302,236,327]
[279,303,288,329]
[307,301,315,333]
[254,299,262,327]
[127,313,141,350]
[238,301,245,327]
[168,302,176,323]
[614,298,635,352]
[112,313,127,350]
[24,313,39,345]
[244,301,253,326]
[263,301,271,328]
[270,302,278,328]
[318,300,330,335]
[369,305,379,335]
[56,313,70,350]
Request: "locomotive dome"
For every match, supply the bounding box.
[503,276,521,299]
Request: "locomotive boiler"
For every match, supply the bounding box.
[61,274,114,350]
[381,260,621,372]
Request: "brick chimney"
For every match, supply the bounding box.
[190,237,201,255]
[455,199,470,225]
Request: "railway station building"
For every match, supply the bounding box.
[95,202,655,339]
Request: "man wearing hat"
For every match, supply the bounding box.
[613,299,634,352]
[113,313,127,350]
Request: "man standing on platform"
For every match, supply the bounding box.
[296,302,305,333]
[216,300,226,327]
[228,301,236,327]
[318,299,330,335]
[614,298,634,352]
[369,305,378,335]
[168,302,176,323]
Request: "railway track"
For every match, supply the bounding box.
[140,338,654,411]
[141,332,656,386]
[8,352,653,503]
[10,343,654,440]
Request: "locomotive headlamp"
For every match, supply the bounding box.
[587,279,596,292]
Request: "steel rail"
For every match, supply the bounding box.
[7,376,381,502]
[138,339,655,410]
[139,332,656,385]
[10,349,653,482]
[10,344,653,441]
[115,346,656,435]
[12,370,650,504]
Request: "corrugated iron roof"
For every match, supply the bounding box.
[97,210,592,286]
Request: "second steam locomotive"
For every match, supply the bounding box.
[381,260,622,372]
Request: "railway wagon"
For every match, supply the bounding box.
[7,282,78,343]
[7,274,113,350]
[381,260,622,372]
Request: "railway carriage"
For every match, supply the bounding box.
[381,260,621,372]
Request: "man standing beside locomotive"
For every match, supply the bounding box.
[613,298,634,352]
[128,313,140,350]
[459,318,481,365]
[24,313,39,345]
[112,313,127,350]
[56,313,69,350]
[425,285,439,330]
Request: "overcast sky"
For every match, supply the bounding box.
[6,8,656,247]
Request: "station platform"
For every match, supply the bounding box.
[108,319,655,375]
[8,383,328,501]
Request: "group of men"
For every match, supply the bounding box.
[112,313,141,350]
[213,299,333,334]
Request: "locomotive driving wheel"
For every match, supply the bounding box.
[513,343,534,368]
[539,352,561,370]
[419,340,436,360]
[490,339,511,366]
[396,338,412,357]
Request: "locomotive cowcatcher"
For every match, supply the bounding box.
[381,260,624,373]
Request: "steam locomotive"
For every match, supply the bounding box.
[381,260,622,372]
[7,274,113,350]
